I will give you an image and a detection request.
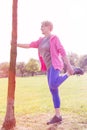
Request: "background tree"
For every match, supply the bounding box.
[67,52,79,66]
[25,58,40,76]
[79,55,87,72]
[16,62,26,77]
[0,62,9,77]
[62,52,79,73]
[2,0,18,129]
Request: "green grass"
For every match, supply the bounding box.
[0,74,87,118]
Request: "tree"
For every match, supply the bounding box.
[79,55,87,72]
[25,59,40,76]
[0,62,9,77]
[2,0,18,129]
[16,62,26,77]
[67,52,79,66]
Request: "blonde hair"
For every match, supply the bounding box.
[41,21,53,31]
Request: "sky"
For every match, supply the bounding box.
[0,0,87,63]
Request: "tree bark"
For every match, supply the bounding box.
[2,0,18,129]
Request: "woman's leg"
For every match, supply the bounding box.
[50,88,60,109]
[47,65,68,108]
[48,65,68,89]
[50,88,61,115]
[47,65,68,124]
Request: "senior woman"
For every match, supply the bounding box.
[17,21,83,124]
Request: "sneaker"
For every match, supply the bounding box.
[73,67,84,75]
[47,115,62,125]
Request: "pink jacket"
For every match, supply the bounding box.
[29,35,66,71]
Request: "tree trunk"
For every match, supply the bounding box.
[2,0,18,129]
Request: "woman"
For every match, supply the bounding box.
[17,21,82,124]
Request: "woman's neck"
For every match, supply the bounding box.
[44,33,51,37]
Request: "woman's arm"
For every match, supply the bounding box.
[17,38,42,49]
[17,44,30,48]
[62,55,74,75]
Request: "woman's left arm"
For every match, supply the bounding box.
[62,55,74,75]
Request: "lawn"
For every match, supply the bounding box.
[0,74,87,130]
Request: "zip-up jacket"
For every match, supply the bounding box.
[29,35,66,71]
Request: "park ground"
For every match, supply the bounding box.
[0,113,87,130]
[0,75,87,130]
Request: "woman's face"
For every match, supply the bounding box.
[41,24,51,35]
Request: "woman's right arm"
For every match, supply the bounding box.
[17,44,30,48]
[17,37,42,49]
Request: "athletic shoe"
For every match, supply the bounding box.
[47,115,62,125]
[73,67,84,75]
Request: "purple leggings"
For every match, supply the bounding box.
[47,65,68,108]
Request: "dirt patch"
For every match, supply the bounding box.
[0,113,87,130]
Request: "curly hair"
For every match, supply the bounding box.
[41,21,53,31]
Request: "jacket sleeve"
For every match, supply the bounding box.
[29,38,42,48]
[55,36,66,56]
